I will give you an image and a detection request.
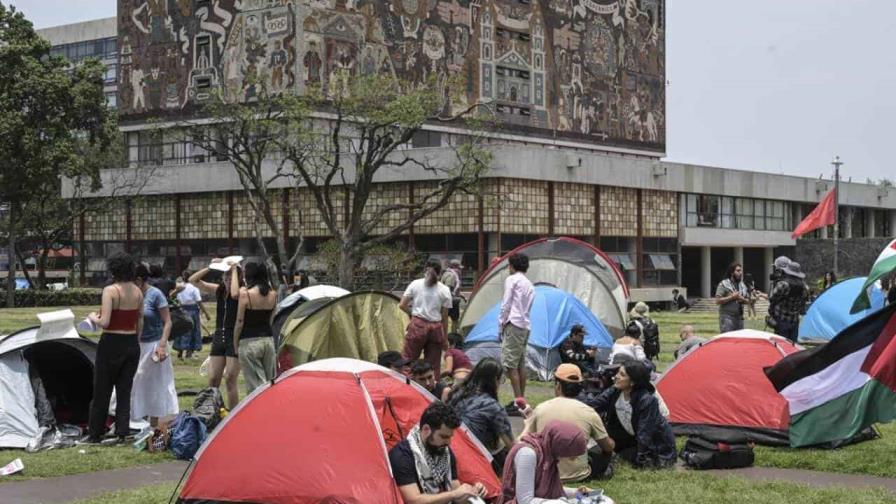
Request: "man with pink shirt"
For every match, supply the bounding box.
[499,253,535,413]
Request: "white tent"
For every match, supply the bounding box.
[0,310,96,449]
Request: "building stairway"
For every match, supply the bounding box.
[688,297,769,316]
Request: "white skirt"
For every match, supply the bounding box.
[130,341,179,420]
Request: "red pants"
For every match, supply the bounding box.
[403,317,445,377]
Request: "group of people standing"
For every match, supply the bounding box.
[81,253,278,444]
[715,256,809,342]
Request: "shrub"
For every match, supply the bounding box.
[0,288,103,307]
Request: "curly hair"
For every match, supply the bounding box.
[107,253,136,282]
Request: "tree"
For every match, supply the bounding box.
[277,74,492,290]
[183,85,301,282]
[0,3,113,305]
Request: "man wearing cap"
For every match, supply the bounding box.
[378,350,413,375]
[440,259,464,334]
[768,256,809,342]
[521,364,615,481]
[559,324,597,374]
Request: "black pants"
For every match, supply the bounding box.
[587,445,614,479]
[606,419,639,465]
[774,320,799,343]
[88,333,140,438]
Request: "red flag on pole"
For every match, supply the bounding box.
[792,189,837,239]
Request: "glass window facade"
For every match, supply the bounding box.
[685,194,792,232]
[51,37,117,63]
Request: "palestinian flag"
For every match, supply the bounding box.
[851,238,896,314]
[765,302,896,447]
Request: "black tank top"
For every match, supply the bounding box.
[242,295,274,339]
[216,290,239,335]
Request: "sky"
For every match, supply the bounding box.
[11,0,896,183]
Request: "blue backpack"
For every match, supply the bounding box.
[168,412,208,460]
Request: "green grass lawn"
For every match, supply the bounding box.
[3,305,896,492]
[70,467,896,504]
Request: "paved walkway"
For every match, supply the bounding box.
[0,461,188,504]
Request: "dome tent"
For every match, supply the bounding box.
[271,284,350,340]
[656,331,801,445]
[177,358,501,504]
[0,310,96,449]
[276,291,407,373]
[460,237,629,338]
[799,277,886,344]
[464,285,613,381]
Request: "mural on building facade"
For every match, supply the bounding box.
[118,0,665,151]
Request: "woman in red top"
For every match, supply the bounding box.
[82,253,143,444]
[442,332,473,383]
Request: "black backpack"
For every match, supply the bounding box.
[680,436,755,470]
[192,387,225,431]
[633,319,660,360]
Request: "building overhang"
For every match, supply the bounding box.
[680,227,795,248]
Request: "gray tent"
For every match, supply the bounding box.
[0,310,96,449]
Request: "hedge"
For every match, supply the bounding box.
[0,288,103,308]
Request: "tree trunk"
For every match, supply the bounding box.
[337,245,358,291]
[6,204,16,308]
[37,249,49,290]
[16,248,33,289]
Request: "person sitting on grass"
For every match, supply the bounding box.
[388,401,489,504]
[559,324,597,375]
[588,361,676,469]
[672,289,691,312]
[521,364,615,482]
[674,324,706,360]
[442,332,473,383]
[411,360,451,401]
[500,421,608,504]
[447,357,515,474]
[608,323,646,364]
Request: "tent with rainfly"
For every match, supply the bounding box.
[276,291,407,373]
[271,284,350,343]
[656,331,801,445]
[177,358,501,504]
[460,237,629,339]
[799,277,886,344]
[464,285,613,381]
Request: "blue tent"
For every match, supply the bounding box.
[798,277,886,343]
[465,285,613,380]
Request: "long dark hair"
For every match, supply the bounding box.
[824,271,837,287]
[622,360,654,393]
[216,266,243,299]
[725,262,742,283]
[448,358,502,406]
[245,261,272,297]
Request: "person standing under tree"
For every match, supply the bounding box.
[233,262,277,395]
[715,263,750,333]
[440,259,464,334]
[399,259,453,378]
[499,253,535,416]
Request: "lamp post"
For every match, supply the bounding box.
[832,156,843,277]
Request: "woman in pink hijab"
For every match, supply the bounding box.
[499,421,593,504]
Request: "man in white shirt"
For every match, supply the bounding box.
[400,259,453,377]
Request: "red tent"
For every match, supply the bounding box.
[178,358,501,503]
[656,331,802,445]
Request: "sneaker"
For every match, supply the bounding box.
[504,401,522,417]
[77,435,102,445]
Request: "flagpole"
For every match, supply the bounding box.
[832,156,843,277]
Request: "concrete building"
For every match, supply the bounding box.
[38,17,119,108]
[52,4,896,301]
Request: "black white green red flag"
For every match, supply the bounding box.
[851,239,896,314]
[765,302,896,447]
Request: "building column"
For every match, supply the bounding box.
[820,225,828,239]
[890,210,896,236]
[734,246,744,266]
[487,233,500,263]
[843,207,853,239]
[866,210,876,238]
[762,247,775,292]
[701,246,712,298]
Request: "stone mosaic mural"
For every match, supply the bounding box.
[118,0,665,151]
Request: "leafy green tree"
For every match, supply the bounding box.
[0,3,112,304]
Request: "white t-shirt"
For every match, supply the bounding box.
[615,395,635,436]
[403,279,452,322]
[176,283,202,306]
